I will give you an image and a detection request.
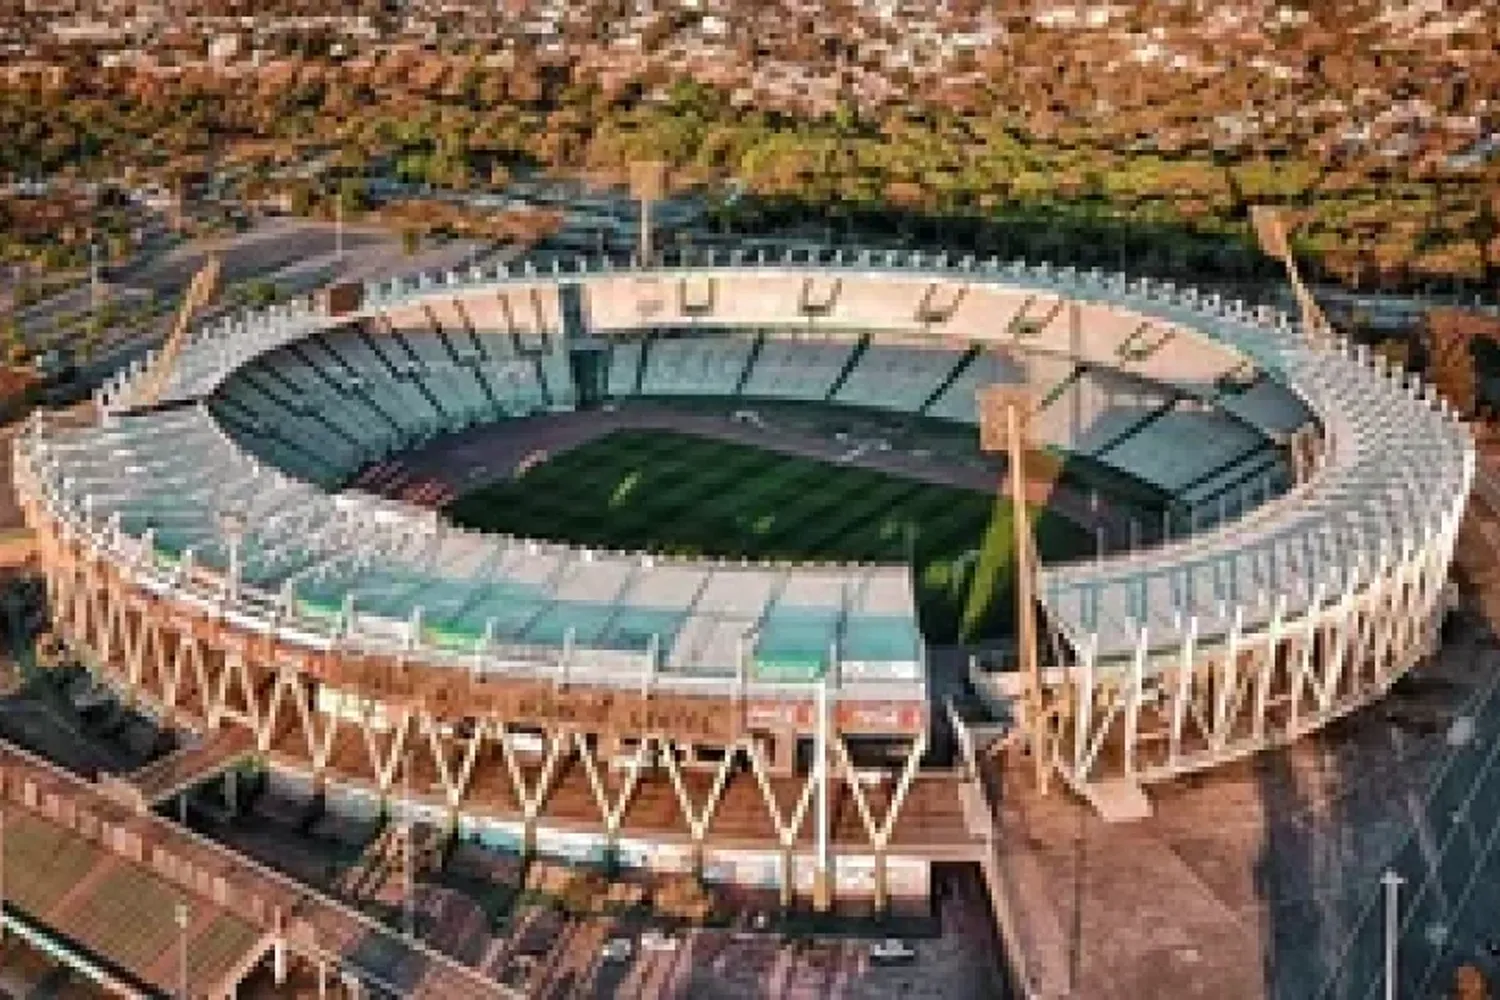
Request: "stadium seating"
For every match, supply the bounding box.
[257,348,391,457]
[1210,376,1310,438]
[833,342,969,414]
[212,381,362,483]
[536,348,577,408]
[1177,449,1287,529]
[739,334,859,401]
[73,256,1466,693]
[922,349,1030,424]
[1029,366,1176,455]
[1093,404,1265,495]
[318,330,449,436]
[481,357,549,415]
[607,341,644,398]
[638,335,757,397]
[384,326,495,426]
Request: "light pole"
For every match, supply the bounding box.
[0,805,7,943]
[176,900,190,999]
[978,383,1049,789]
[1381,869,1404,1000]
[89,237,101,314]
[403,746,415,940]
[218,509,245,603]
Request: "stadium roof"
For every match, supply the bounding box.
[58,249,1474,679]
[31,405,923,696]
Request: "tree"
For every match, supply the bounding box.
[288,183,315,217]
[245,280,277,309]
[402,229,420,257]
[337,177,368,215]
[1454,964,1490,1000]
[0,314,23,367]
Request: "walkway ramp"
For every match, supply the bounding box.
[103,727,256,812]
[0,528,35,569]
[1,736,517,998]
[1,772,272,997]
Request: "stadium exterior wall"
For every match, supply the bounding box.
[17,492,964,912]
[14,253,1476,854]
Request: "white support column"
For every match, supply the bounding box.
[814,674,832,912]
[1254,597,1285,743]
[1123,625,1148,778]
[1169,617,1197,769]
[1322,567,1362,709]
[1213,606,1244,752]
[1073,634,1097,782]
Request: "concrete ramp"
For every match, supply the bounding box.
[105,727,256,812]
[1080,779,1153,823]
[0,528,35,569]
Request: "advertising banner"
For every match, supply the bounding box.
[885,857,930,897]
[834,854,877,893]
[537,828,607,865]
[647,843,695,873]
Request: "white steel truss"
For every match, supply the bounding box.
[33,517,936,911]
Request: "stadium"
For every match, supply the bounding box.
[12,248,1473,918]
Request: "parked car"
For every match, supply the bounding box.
[641,930,679,953]
[601,937,634,963]
[869,939,917,965]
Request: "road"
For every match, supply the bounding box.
[18,220,510,401]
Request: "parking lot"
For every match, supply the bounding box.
[489,865,1004,1000]
[190,777,1008,999]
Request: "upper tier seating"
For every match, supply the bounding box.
[1094,404,1264,494]
[607,341,644,398]
[833,343,968,414]
[37,404,927,687]
[1210,376,1310,438]
[1029,367,1176,455]
[738,334,859,401]
[922,350,1030,424]
[639,336,758,397]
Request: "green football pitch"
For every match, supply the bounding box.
[447,429,1094,644]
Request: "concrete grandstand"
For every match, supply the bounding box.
[15,248,1470,928]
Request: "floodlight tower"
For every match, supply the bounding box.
[1251,205,1335,348]
[1252,204,1336,484]
[978,379,1056,790]
[630,160,668,265]
[136,253,220,408]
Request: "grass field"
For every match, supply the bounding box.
[447,429,1093,644]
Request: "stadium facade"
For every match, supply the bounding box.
[14,249,1472,910]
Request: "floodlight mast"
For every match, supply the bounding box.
[137,254,222,408]
[630,160,667,265]
[979,376,1050,791]
[1251,205,1335,348]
